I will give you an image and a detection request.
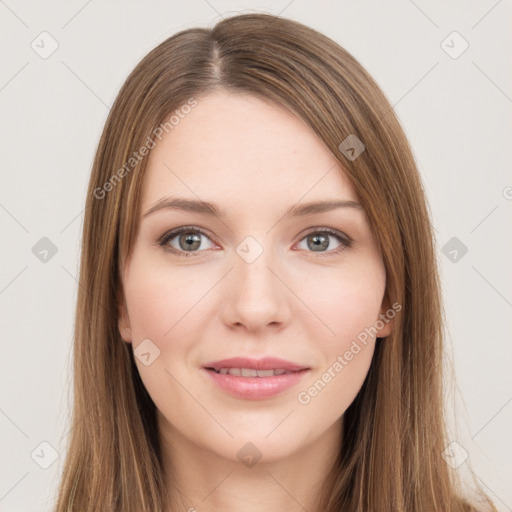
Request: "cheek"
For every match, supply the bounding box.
[123,258,217,387]
[297,338,376,426]
[296,277,382,404]
[294,257,384,417]
[124,259,208,343]
[300,258,386,348]
[123,262,207,413]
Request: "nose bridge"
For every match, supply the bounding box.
[222,233,289,328]
[233,233,279,293]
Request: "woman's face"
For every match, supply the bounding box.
[118,91,392,464]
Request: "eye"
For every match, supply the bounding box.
[295,228,352,256]
[158,226,216,257]
[158,226,352,258]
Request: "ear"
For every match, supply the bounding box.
[374,297,395,339]
[116,286,132,343]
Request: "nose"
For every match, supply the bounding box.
[219,238,292,333]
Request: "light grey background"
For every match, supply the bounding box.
[1,1,511,511]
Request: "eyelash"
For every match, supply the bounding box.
[157,225,352,258]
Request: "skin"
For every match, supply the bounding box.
[117,90,393,512]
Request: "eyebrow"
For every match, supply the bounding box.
[142,196,363,219]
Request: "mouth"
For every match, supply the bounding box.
[201,357,311,400]
[202,356,310,373]
[205,367,305,377]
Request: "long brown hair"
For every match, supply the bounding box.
[54,13,497,512]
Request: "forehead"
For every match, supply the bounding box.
[141,91,358,210]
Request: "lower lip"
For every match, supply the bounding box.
[202,368,310,400]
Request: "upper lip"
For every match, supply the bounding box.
[203,357,309,372]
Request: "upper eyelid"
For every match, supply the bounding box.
[157,225,215,244]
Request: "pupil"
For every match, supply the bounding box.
[310,234,328,251]
[180,233,200,251]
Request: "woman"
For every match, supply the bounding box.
[55,13,497,512]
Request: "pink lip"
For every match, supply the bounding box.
[201,357,310,400]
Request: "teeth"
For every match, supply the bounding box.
[212,368,294,377]
[256,369,275,377]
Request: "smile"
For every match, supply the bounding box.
[206,367,295,377]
